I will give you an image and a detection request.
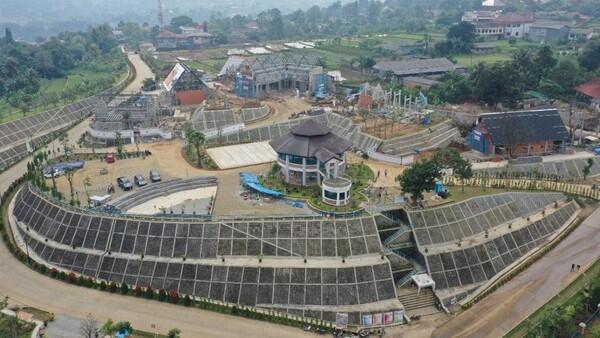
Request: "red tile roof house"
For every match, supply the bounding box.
[576,78,600,112]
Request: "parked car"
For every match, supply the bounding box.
[116,177,133,190]
[149,169,161,182]
[105,153,115,163]
[134,174,147,187]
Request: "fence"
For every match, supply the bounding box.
[443,176,600,201]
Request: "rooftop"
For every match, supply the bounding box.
[373,58,464,77]
[479,108,569,145]
[269,119,352,159]
[576,78,600,100]
[493,13,535,24]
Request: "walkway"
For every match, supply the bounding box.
[432,207,600,338]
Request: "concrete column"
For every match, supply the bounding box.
[285,155,290,183]
[302,157,306,186]
[317,160,321,185]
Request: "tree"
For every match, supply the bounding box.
[579,40,600,71]
[100,319,115,335]
[79,313,98,338]
[115,131,124,155]
[396,158,441,205]
[65,170,75,204]
[170,16,195,33]
[185,128,206,167]
[4,28,14,45]
[269,9,285,39]
[583,158,594,181]
[446,22,476,53]
[83,177,92,202]
[453,154,473,192]
[168,328,181,338]
[470,61,523,108]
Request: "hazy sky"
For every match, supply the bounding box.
[0,0,346,24]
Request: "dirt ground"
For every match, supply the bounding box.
[251,96,313,128]
[51,139,315,217]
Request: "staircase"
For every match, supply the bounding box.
[397,287,439,314]
[383,225,412,246]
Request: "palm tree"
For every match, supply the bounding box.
[186,128,206,167]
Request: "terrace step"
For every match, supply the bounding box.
[397,287,438,312]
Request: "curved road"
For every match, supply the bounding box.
[0,53,311,338]
[432,208,600,338]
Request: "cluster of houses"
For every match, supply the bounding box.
[462,0,596,43]
[155,24,214,51]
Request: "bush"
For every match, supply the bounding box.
[134,285,142,297]
[49,268,58,278]
[158,289,167,302]
[168,290,179,304]
[183,295,191,306]
[100,281,107,291]
[145,286,154,299]
[109,282,118,293]
[67,272,77,284]
[120,282,129,295]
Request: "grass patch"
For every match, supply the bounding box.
[454,53,512,67]
[0,52,127,124]
[445,186,510,203]
[20,307,54,322]
[130,330,168,338]
[506,258,600,338]
[261,163,373,212]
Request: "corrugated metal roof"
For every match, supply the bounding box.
[373,58,464,76]
[481,108,568,145]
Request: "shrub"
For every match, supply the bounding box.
[158,289,167,302]
[49,268,58,278]
[145,286,154,299]
[183,295,191,306]
[134,285,142,297]
[120,282,129,295]
[58,271,66,280]
[100,281,107,291]
[168,290,179,304]
[67,272,77,284]
[109,282,117,293]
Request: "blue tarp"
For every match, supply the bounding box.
[240,172,283,197]
[43,160,85,175]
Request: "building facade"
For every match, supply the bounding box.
[269,120,353,206]
[467,109,569,158]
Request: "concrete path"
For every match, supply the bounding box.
[122,52,155,94]
[432,208,600,338]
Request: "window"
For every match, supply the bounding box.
[324,190,337,200]
[339,192,346,200]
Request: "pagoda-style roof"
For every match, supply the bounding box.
[269,119,352,159]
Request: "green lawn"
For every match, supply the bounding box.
[445,186,511,203]
[454,53,512,67]
[0,53,128,124]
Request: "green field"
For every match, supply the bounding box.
[454,53,512,67]
[0,53,128,124]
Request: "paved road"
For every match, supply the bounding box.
[122,53,154,94]
[0,53,312,338]
[432,208,600,338]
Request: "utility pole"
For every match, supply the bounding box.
[158,0,164,32]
